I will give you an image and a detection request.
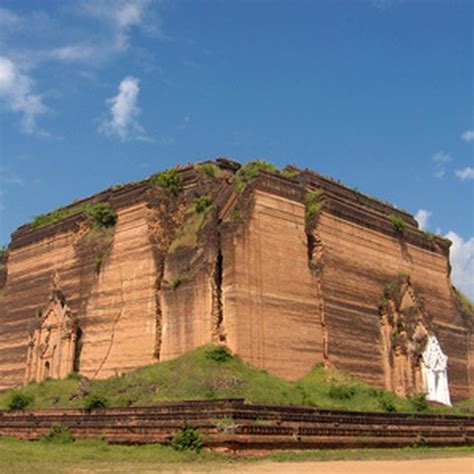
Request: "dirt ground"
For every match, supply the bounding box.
[176,457,474,474]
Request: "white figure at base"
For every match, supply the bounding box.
[421,335,451,406]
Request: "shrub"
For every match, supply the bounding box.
[281,166,299,178]
[171,422,203,452]
[67,371,81,381]
[89,202,117,228]
[30,202,116,229]
[83,393,108,410]
[328,384,356,400]
[194,196,212,213]
[235,160,278,194]
[409,393,429,412]
[379,395,397,412]
[171,275,186,290]
[230,209,243,221]
[41,423,74,444]
[389,214,408,234]
[205,345,233,363]
[196,162,220,179]
[8,392,33,411]
[150,169,182,195]
[304,189,323,228]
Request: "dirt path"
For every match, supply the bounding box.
[209,457,474,474]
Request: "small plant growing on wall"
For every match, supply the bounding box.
[150,169,182,195]
[304,189,323,229]
[41,423,74,444]
[171,275,186,290]
[89,202,117,228]
[234,160,278,194]
[389,214,408,235]
[171,422,203,452]
[194,196,212,213]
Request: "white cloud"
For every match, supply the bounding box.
[414,209,431,230]
[446,231,474,300]
[455,167,474,181]
[433,151,451,178]
[53,0,160,64]
[461,130,474,143]
[0,56,47,135]
[99,76,148,141]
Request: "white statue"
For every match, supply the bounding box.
[422,335,451,406]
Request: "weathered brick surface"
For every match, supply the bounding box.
[0,400,472,450]
[0,161,471,401]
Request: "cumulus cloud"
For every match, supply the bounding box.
[99,76,148,141]
[414,209,431,230]
[0,56,47,135]
[461,130,474,143]
[455,167,474,181]
[446,231,474,299]
[433,151,451,178]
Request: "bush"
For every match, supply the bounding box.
[30,201,116,229]
[328,385,356,400]
[389,214,408,234]
[83,393,108,410]
[8,392,33,411]
[67,371,81,381]
[150,169,182,195]
[194,196,212,213]
[379,394,397,412]
[171,422,203,452]
[205,346,233,363]
[235,160,278,194]
[41,423,74,444]
[197,162,220,179]
[409,393,429,412]
[171,275,186,290]
[89,202,117,228]
[304,189,323,228]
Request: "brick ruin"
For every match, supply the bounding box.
[0,158,472,402]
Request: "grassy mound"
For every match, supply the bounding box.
[0,345,471,415]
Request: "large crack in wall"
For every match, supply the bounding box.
[211,242,226,343]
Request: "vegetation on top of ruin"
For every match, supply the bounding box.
[149,168,182,195]
[30,202,117,230]
[194,162,222,180]
[0,344,470,415]
[167,204,213,254]
[389,214,409,235]
[194,196,213,214]
[234,160,278,194]
[304,189,323,230]
[454,288,474,322]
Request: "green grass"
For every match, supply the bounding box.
[0,437,472,474]
[167,207,211,253]
[30,202,116,230]
[0,345,472,415]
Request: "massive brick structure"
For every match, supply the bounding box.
[0,159,472,402]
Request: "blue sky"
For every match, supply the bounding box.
[0,0,472,296]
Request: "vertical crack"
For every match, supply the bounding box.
[308,230,328,361]
[211,238,226,343]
